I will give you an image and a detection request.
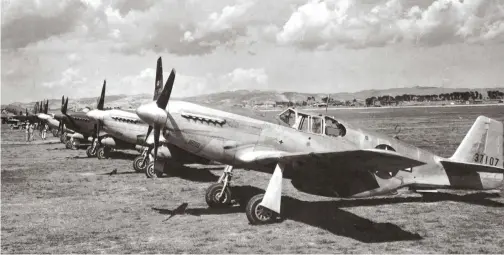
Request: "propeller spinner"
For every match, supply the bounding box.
[136,58,176,168]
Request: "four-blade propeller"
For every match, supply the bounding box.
[137,57,176,169]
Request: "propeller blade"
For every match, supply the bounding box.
[153,125,160,164]
[62,98,69,115]
[156,69,175,110]
[153,57,164,101]
[97,80,106,110]
[145,125,153,143]
[58,119,63,133]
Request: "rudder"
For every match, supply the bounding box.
[450,116,503,168]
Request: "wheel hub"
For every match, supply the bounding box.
[255,205,272,221]
[213,189,227,203]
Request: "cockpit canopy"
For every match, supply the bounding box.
[278,108,346,137]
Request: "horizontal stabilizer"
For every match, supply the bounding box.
[440,160,504,174]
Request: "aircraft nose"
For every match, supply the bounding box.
[37,113,50,120]
[86,109,107,121]
[136,102,167,127]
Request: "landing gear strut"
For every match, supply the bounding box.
[86,140,99,157]
[205,165,234,208]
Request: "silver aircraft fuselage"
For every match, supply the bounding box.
[138,100,503,198]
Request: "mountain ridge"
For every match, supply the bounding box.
[3,86,503,111]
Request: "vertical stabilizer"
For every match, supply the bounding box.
[450,116,503,168]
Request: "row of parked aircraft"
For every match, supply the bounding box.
[4,57,503,224]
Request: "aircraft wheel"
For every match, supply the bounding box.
[71,140,79,150]
[97,146,110,160]
[86,145,96,157]
[205,183,233,208]
[145,162,163,178]
[133,155,147,172]
[245,194,276,225]
[65,139,73,149]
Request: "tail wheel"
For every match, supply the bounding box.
[145,162,163,178]
[245,194,276,225]
[86,145,96,157]
[205,183,233,208]
[133,155,147,172]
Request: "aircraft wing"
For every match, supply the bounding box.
[236,148,426,173]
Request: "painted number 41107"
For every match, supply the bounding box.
[474,153,499,166]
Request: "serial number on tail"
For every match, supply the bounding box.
[474,153,499,166]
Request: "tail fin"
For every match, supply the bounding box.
[153,57,163,101]
[450,116,503,168]
[97,80,106,110]
[44,100,49,114]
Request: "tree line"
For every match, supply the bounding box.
[365,90,504,107]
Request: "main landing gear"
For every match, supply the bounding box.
[133,148,149,173]
[204,164,282,225]
[65,137,78,150]
[86,140,98,157]
[145,160,164,178]
[205,165,234,208]
[245,194,276,225]
[96,146,112,160]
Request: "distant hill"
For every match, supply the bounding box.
[3,86,503,111]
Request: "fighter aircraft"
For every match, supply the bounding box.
[85,58,215,170]
[135,59,504,225]
[36,100,63,137]
[3,101,45,123]
[54,96,97,150]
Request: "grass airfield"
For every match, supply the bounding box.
[2,105,504,253]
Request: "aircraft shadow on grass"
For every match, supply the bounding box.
[152,185,504,243]
[65,151,138,160]
[94,165,222,181]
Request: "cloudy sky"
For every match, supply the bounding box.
[2,0,504,103]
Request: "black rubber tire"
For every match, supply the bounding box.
[133,155,147,173]
[245,194,275,225]
[86,145,96,157]
[205,183,233,208]
[65,139,73,149]
[97,146,110,160]
[145,162,162,178]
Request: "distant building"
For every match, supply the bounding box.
[275,101,290,107]
[253,101,276,108]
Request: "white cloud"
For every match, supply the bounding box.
[42,68,87,88]
[182,1,255,43]
[275,0,504,50]
[218,68,269,91]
